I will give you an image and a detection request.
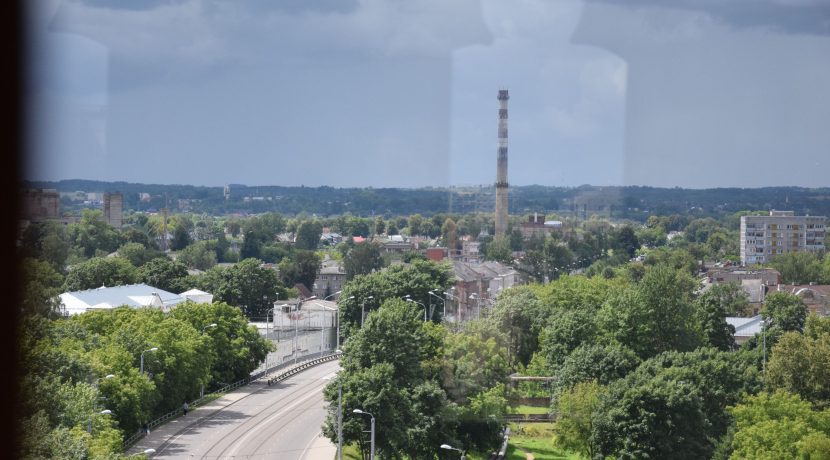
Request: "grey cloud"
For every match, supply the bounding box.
[590,0,830,35]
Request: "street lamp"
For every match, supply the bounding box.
[444,290,460,323]
[440,443,466,460]
[406,298,428,321]
[428,291,446,319]
[323,291,343,301]
[140,347,158,376]
[324,361,344,460]
[274,303,289,343]
[89,409,113,433]
[201,323,218,334]
[469,293,480,320]
[361,296,374,327]
[353,409,375,460]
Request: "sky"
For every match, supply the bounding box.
[26,0,830,189]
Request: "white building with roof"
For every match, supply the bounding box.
[180,288,214,304]
[59,284,188,316]
[726,315,763,345]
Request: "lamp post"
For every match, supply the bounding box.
[353,409,375,460]
[428,291,446,320]
[88,409,113,434]
[274,303,289,343]
[324,358,345,460]
[405,297,428,321]
[140,347,158,376]
[440,443,466,460]
[469,293,480,320]
[444,291,459,323]
[323,291,343,301]
[361,296,374,327]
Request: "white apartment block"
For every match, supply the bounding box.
[740,210,826,265]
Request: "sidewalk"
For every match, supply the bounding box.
[127,387,253,456]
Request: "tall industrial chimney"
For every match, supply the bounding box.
[495,89,510,237]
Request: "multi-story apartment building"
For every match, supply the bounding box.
[740,210,825,265]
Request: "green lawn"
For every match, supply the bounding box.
[510,404,552,415]
[506,423,582,460]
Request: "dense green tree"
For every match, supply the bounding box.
[519,237,576,282]
[485,286,544,367]
[770,251,825,285]
[169,301,273,387]
[599,265,699,359]
[555,381,603,459]
[116,242,165,267]
[21,257,64,317]
[643,247,698,275]
[767,329,830,408]
[338,260,452,336]
[441,218,459,251]
[19,221,70,271]
[67,209,123,259]
[539,308,599,371]
[197,258,285,319]
[728,390,830,459]
[441,321,510,404]
[170,223,192,251]
[137,257,189,293]
[294,220,323,250]
[277,250,321,291]
[259,242,291,264]
[636,226,667,248]
[552,343,640,398]
[406,214,424,236]
[176,241,217,271]
[63,257,139,291]
[343,242,384,280]
[324,300,446,458]
[695,283,745,351]
[614,225,640,259]
[449,383,509,454]
[762,291,808,333]
[594,348,761,459]
[484,235,513,264]
[373,216,385,235]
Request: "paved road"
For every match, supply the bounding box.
[132,361,339,459]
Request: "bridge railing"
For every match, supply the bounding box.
[122,349,341,451]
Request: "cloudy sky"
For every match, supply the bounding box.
[26,0,830,188]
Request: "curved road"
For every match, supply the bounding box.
[146,361,339,459]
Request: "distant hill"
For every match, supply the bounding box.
[23,179,830,220]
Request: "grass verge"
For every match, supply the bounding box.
[506,423,581,460]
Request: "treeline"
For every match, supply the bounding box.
[18,302,272,459]
[328,255,830,458]
[25,179,830,220]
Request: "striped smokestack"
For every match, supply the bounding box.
[495,89,509,237]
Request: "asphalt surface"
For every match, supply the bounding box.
[129,360,339,459]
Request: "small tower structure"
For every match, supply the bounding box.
[495,89,510,237]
